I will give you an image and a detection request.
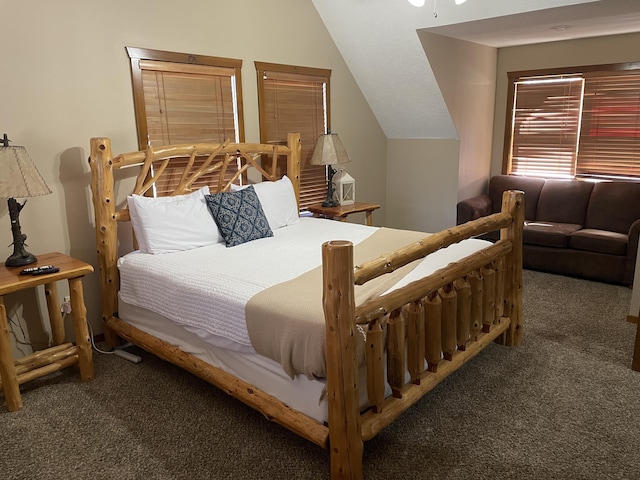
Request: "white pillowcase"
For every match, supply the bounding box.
[230,175,299,230]
[127,186,222,254]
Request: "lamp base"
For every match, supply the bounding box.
[5,251,37,268]
[321,198,340,208]
[321,166,339,208]
[5,197,38,268]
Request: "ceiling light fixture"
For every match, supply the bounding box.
[408,0,467,8]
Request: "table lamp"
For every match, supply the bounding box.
[0,134,52,267]
[309,131,351,207]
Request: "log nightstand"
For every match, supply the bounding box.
[0,252,95,411]
[307,202,381,226]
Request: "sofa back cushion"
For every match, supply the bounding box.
[489,175,545,220]
[535,179,594,225]
[584,181,640,234]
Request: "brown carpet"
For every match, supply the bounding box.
[1,269,639,479]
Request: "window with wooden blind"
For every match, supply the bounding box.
[255,62,330,209]
[504,62,640,181]
[127,47,245,195]
[577,71,640,179]
[509,76,583,178]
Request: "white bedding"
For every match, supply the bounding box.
[118,217,377,352]
[118,297,335,423]
[118,217,491,356]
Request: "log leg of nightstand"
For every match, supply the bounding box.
[365,211,373,226]
[0,297,22,411]
[68,278,94,382]
[44,282,65,345]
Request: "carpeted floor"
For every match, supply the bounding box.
[1,269,639,479]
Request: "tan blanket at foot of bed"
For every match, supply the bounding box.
[246,227,431,379]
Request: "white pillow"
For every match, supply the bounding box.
[230,175,299,230]
[127,186,222,254]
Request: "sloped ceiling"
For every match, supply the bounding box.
[311,0,640,139]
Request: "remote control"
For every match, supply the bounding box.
[20,265,54,275]
[31,267,60,276]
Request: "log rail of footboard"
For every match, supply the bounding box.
[322,190,524,479]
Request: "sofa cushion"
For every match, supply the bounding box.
[584,181,640,234]
[535,179,594,225]
[569,229,628,256]
[488,175,545,220]
[523,222,582,248]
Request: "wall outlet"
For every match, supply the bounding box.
[61,296,72,314]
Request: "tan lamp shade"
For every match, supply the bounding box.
[310,132,351,166]
[0,146,51,199]
[0,142,51,267]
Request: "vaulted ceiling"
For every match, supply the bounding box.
[311,0,640,139]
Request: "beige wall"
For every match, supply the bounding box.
[492,31,640,177]
[419,32,497,203]
[385,32,496,233]
[1,0,385,357]
[386,139,460,233]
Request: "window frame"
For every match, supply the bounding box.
[255,61,331,209]
[503,61,640,180]
[126,46,245,150]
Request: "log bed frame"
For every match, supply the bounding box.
[89,132,524,479]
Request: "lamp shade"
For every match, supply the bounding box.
[0,146,51,199]
[310,132,351,166]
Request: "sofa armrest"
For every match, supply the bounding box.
[626,219,640,286]
[456,194,492,225]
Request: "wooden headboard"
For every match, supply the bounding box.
[88,132,301,342]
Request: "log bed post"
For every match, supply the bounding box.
[500,190,525,346]
[88,137,119,346]
[322,240,363,480]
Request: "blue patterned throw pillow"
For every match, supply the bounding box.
[204,186,273,247]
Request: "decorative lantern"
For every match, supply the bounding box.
[333,170,355,205]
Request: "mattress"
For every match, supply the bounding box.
[118,297,339,423]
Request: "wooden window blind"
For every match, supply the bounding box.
[577,71,640,179]
[256,62,331,209]
[127,47,245,196]
[139,60,238,146]
[509,76,584,178]
[505,62,640,180]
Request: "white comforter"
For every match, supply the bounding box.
[118,217,376,351]
[118,217,490,355]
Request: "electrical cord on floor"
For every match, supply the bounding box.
[81,315,142,363]
[85,319,114,355]
[87,319,142,363]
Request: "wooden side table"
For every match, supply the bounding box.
[308,202,381,226]
[0,252,95,411]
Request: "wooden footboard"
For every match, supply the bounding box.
[322,190,524,479]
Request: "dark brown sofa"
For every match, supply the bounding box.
[457,175,640,285]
